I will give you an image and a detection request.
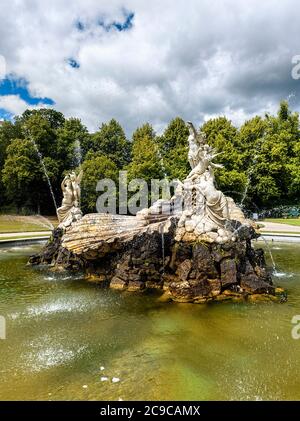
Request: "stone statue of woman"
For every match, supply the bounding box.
[57,170,83,227]
[70,170,83,208]
[186,121,206,169]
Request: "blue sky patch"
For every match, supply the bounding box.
[68,58,80,68]
[98,10,134,32]
[0,77,54,106]
[75,20,85,31]
[0,108,14,120]
[75,10,134,34]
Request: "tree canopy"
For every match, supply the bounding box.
[0,102,299,215]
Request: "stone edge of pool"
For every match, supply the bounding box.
[0,236,49,246]
[0,232,300,247]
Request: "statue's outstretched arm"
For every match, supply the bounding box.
[211,162,223,169]
[77,169,83,184]
[187,121,197,138]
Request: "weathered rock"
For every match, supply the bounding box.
[145,280,163,289]
[110,277,127,290]
[207,279,222,296]
[127,281,145,291]
[86,274,107,284]
[28,214,284,304]
[214,294,235,302]
[158,291,173,302]
[220,259,237,288]
[192,243,219,279]
[240,275,274,294]
[176,259,192,281]
[247,294,279,303]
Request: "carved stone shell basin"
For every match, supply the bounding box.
[61,213,165,259]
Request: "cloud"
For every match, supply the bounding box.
[0,94,49,116]
[0,0,299,134]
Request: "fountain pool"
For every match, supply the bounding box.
[0,242,300,400]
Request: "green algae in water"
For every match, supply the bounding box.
[0,242,300,400]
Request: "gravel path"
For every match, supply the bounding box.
[260,221,300,233]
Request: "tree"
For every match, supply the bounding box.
[132,122,156,143]
[1,138,48,212]
[56,118,90,170]
[16,109,65,130]
[201,117,247,202]
[238,116,267,169]
[0,102,299,215]
[81,153,118,213]
[21,113,57,158]
[127,123,165,183]
[0,120,23,207]
[278,100,289,122]
[157,117,190,180]
[235,102,300,209]
[91,119,131,168]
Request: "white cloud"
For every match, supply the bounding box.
[0,0,299,134]
[0,95,46,115]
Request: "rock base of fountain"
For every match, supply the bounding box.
[28,214,286,304]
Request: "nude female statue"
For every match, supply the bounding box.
[57,170,83,224]
[186,122,205,169]
[70,170,83,208]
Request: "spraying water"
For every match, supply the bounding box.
[29,137,58,210]
[160,223,165,274]
[156,146,167,179]
[73,139,82,168]
[34,215,54,231]
[260,235,277,273]
[240,158,257,208]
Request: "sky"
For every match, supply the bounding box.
[0,0,299,135]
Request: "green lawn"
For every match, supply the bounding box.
[0,215,57,233]
[264,218,300,226]
[0,233,50,241]
[262,230,300,235]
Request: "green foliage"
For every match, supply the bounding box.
[91,119,131,168]
[158,117,190,179]
[81,153,118,213]
[244,104,300,208]
[0,102,299,215]
[201,117,247,201]
[56,118,90,168]
[2,139,42,210]
[22,114,56,157]
[278,100,289,122]
[127,123,165,182]
[0,120,23,207]
[16,109,65,130]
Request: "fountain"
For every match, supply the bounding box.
[29,137,58,211]
[74,139,82,166]
[29,122,286,304]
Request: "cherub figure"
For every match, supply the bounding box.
[186,144,223,182]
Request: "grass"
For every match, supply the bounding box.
[0,233,50,241]
[264,218,300,226]
[0,215,57,233]
[262,231,300,235]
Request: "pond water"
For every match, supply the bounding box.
[0,241,300,401]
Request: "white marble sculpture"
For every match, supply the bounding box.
[174,122,248,242]
[186,121,206,169]
[57,170,83,229]
[138,121,250,243]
